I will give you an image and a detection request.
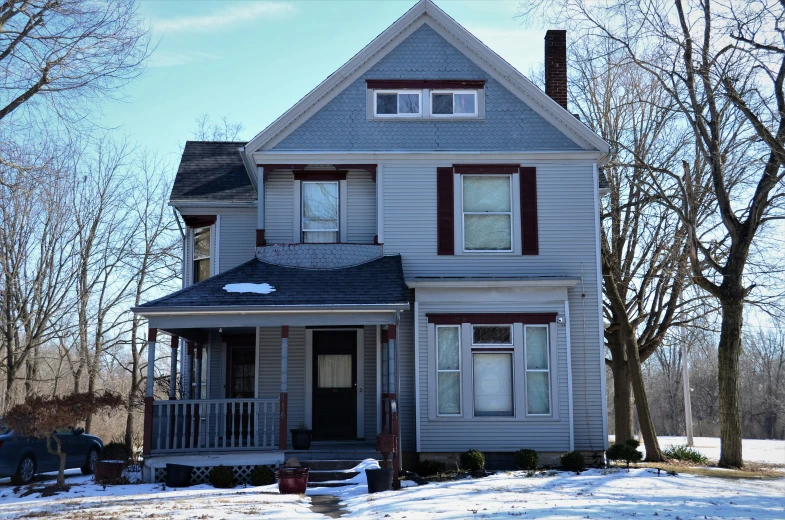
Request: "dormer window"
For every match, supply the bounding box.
[193,226,211,283]
[302,181,339,243]
[374,90,421,117]
[431,90,478,117]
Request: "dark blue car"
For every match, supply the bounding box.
[0,419,103,484]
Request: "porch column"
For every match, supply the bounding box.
[279,326,289,449]
[143,327,157,456]
[388,323,400,490]
[381,328,389,432]
[169,335,179,400]
[388,325,396,395]
[194,344,203,400]
[184,341,194,400]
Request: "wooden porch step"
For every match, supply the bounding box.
[307,470,359,483]
[307,481,355,488]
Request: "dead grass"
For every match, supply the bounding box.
[640,462,785,480]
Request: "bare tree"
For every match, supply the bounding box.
[191,114,244,141]
[741,325,785,438]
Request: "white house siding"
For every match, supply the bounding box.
[265,171,295,243]
[218,208,256,272]
[380,157,605,452]
[347,171,377,243]
[416,299,571,453]
[397,299,416,452]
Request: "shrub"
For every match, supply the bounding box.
[560,451,585,473]
[606,439,642,469]
[460,449,485,472]
[663,444,708,465]
[249,465,275,486]
[208,465,235,488]
[514,449,538,471]
[100,441,129,462]
[417,459,447,476]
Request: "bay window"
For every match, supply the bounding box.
[436,326,461,415]
[462,175,513,251]
[302,181,339,243]
[193,226,211,283]
[525,325,551,415]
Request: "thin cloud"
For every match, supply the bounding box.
[152,2,294,33]
[148,50,221,68]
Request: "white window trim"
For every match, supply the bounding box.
[301,180,340,242]
[430,89,479,117]
[524,324,552,416]
[470,324,514,346]
[460,174,515,253]
[373,90,422,117]
[471,350,515,418]
[435,325,462,417]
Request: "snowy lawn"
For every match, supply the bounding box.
[655,436,785,465]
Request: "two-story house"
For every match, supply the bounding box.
[134,0,610,485]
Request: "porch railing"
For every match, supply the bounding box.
[150,398,279,453]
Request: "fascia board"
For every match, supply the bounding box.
[239,146,258,191]
[251,150,606,162]
[169,200,257,208]
[406,278,580,289]
[132,303,411,316]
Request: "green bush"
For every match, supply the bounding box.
[560,451,585,473]
[208,465,235,488]
[459,449,485,472]
[514,449,538,471]
[417,459,447,476]
[663,444,708,465]
[606,439,643,468]
[99,441,129,462]
[249,465,275,486]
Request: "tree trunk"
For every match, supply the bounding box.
[85,372,96,433]
[626,337,663,461]
[124,403,135,454]
[612,355,634,443]
[718,296,744,467]
[47,434,67,487]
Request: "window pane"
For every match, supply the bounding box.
[526,327,549,370]
[194,227,210,259]
[454,93,476,114]
[473,354,513,416]
[437,327,460,370]
[437,372,461,414]
[463,176,511,212]
[398,93,420,114]
[527,372,550,414]
[472,326,512,345]
[377,93,397,114]
[303,231,338,243]
[318,355,352,388]
[464,214,512,250]
[194,258,210,282]
[432,93,452,114]
[303,182,338,227]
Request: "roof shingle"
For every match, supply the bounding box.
[171,141,254,202]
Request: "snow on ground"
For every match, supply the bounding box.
[656,436,785,465]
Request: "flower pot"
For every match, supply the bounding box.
[276,467,309,494]
[94,460,126,482]
[290,429,312,450]
[165,463,193,488]
[365,468,394,493]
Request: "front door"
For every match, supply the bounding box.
[312,330,357,440]
[226,344,255,440]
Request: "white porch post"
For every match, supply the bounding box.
[184,341,194,400]
[279,326,289,449]
[143,327,157,456]
[195,344,203,400]
[169,335,179,400]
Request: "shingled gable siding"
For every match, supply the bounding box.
[271,24,582,151]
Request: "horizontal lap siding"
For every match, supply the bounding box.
[265,172,294,243]
[417,301,570,452]
[218,209,256,272]
[382,159,604,452]
[347,172,377,244]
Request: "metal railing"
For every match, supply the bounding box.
[150,398,279,453]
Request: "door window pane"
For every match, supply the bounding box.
[302,182,339,243]
[473,353,513,416]
[436,325,461,415]
[318,354,352,388]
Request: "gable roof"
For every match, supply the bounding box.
[171,141,254,203]
[133,255,409,313]
[244,0,610,156]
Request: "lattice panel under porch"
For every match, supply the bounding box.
[154,463,277,485]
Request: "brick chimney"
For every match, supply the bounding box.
[544,30,567,109]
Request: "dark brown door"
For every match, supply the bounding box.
[226,345,255,440]
[312,330,357,440]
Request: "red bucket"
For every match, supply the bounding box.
[276,467,309,494]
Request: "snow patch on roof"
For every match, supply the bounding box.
[223,283,276,295]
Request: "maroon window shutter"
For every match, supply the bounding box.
[436,167,454,255]
[520,167,539,255]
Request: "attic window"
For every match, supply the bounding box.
[374,90,421,117]
[431,90,478,117]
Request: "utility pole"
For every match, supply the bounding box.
[681,321,694,446]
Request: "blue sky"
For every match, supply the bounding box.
[99,0,546,162]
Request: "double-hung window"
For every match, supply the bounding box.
[374,90,421,117]
[471,325,514,417]
[193,226,211,283]
[525,325,551,415]
[462,175,513,251]
[436,326,461,415]
[302,181,339,243]
[431,90,478,117]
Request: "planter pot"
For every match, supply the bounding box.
[290,429,312,450]
[165,463,193,488]
[94,460,125,482]
[276,467,309,494]
[365,468,394,493]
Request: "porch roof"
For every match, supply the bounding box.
[133,254,408,315]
